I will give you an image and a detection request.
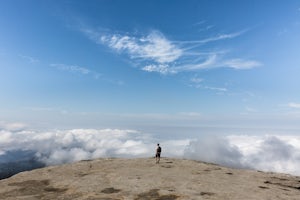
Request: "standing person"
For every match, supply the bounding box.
[156,143,162,164]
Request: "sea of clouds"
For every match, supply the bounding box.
[1,125,300,176]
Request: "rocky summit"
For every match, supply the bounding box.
[0,158,300,200]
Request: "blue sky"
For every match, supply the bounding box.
[1,0,300,135]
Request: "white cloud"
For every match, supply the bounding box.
[184,136,244,168]
[101,31,182,64]
[178,112,202,117]
[50,63,123,84]
[174,56,261,72]
[142,64,176,74]
[185,135,300,175]
[180,30,246,44]
[204,31,243,42]
[204,86,228,92]
[245,106,258,113]
[50,63,91,74]
[0,131,13,145]
[193,20,206,26]
[82,28,261,75]
[223,59,262,69]
[80,28,103,44]
[0,128,162,166]
[190,76,203,84]
[288,102,300,109]
[175,54,218,72]
[19,54,39,63]
[0,121,27,132]
[188,76,227,93]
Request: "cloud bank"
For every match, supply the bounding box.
[1,126,300,176]
[184,135,300,175]
[0,129,154,166]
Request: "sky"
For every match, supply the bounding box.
[1,0,300,175]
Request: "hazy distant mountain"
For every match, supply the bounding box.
[0,150,45,179]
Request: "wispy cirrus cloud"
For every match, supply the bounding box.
[245,106,258,113]
[188,75,228,93]
[50,63,124,85]
[81,28,182,64]
[223,59,262,70]
[190,76,204,84]
[19,54,39,63]
[81,27,261,75]
[100,31,182,64]
[173,54,218,72]
[204,86,228,92]
[192,83,228,93]
[141,55,261,75]
[176,30,247,44]
[50,63,91,75]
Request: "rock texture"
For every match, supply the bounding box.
[0,157,300,199]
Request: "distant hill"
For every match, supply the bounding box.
[0,159,45,180]
[0,158,299,199]
[0,150,45,180]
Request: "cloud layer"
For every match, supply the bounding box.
[0,129,154,165]
[1,125,300,176]
[184,135,300,175]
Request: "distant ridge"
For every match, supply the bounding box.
[0,158,299,199]
[0,150,45,180]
